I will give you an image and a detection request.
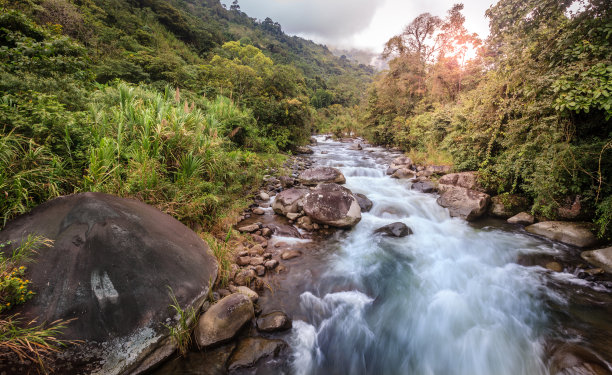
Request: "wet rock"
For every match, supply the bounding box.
[391,168,416,179]
[236,256,251,267]
[303,183,362,228]
[0,192,217,375]
[295,146,314,154]
[229,286,259,302]
[374,222,413,237]
[238,223,260,233]
[546,262,563,272]
[580,247,612,273]
[439,171,483,192]
[152,343,236,375]
[321,151,329,154]
[355,193,373,212]
[525,221,599,248]
[437,185,490,221]
[195,293,254,348]
[259,192,270,201]
[249,257,265,266]
[261,227,273,237]
[349,143,362,150]
[299,166,346,185]
[489,194,529,219]
[252,207,265,215]
[272,188,308,216]
[279,176,295,188]
[310,137,317,144]
[281,250,302,260]
[227,337,287,371]
[507,212,535,226]
[411,180,435,193]
[386,167,398,175]
[286,212,301,220]
[549,345,610,375]
[255,265,266,276]
[251,234,267,244]
[256,311,292,332]
[264,259,279,270]
[297,215,314,230]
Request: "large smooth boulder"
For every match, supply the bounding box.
[525,221,599,248]
[489,194,529,219]
[437,185,490,221]
[507,212,535,225]
[195,293,254,348]
[374,222,413,237]
[298,167,346,186]
[0,192,217,375]
[355,193,373,212]
[227,337,287,371]
[439,171,483,191]
[303,184,362,228]
[272,188,308,216]
[580,247,612,273]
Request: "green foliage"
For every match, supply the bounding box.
[163,287,198,357]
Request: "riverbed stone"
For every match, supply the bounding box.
[238,223,260,233]
[525,221,599,248]
[281,250,302,260]
[411,180,435,193]
[195,293,254,348]
[0,192,217,375]
[580,247,612,273]
[299,166,346,185]
[374,222,413,237]
[227,337,287,371]
[391,168,416,179]
[259,191,270,201]
[295,146,314,154]
[349,143,363,150]
[229,286,259,302]
[253,207,265,215]
[303,183,362,228]
[264,259,279,269]
[439,171,483,191]
[272,188,308,216]
[437,185,490,221]
[355,193,373,212]
[390,156,413,170]
[234,268,257,286]
[257,311,292,332]
[507,212,535,225]
[546,262,563,272]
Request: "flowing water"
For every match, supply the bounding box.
[154,136,612,375]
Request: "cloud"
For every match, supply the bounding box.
[230,0,387,42]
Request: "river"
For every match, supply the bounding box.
[155,136,612,375]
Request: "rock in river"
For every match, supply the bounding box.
[0,192,217,375]
[355,193,373,212]
[374,222,413,237]
[437,185,490,221]
[257,311,292,332]
[303,183,362,228]
[525,221,599,248]
[227,337,287,371]
[439,171,483,191]
[272,188,308,216]
[580,247,612,273]
[195,293,254,348]
[507,212,535,226]
[298,166,346,185]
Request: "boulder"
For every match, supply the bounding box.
[580,247,612,273]
[0,192,217,375]
[438,171,483,192]
[355,193,373,212]
[525,221,599,248]
[272,188,308,216]
[259,191,270,201]
[279,176,295,188]
[303,183,362,228]
[256,311,292,332]
[252,207,265,215]
[234,269,257,286]
[195,293,254,348]
[281,250,302,260]
[238,223,260,233]
[227,337,287,371]
[411,180,435,193]
[349,143,362,150]
[390,156,412,170]
[298,167,346,186]
[425,165,452,175]
[374,222,413,237]
[391,168,416,179]
[295,146,314,154]
[386,167,398,176]
[507,212,535,226]
[264,259,279,270]
[489,194,529,219]
[263,224,302,238]
[437,185,490,221]
[229,286,259,302]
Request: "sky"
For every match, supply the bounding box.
[221,0,498,53]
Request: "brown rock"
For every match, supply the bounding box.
[299,167,346,185]
[256,311,292,332]
[436,185,490,221]
[526,222,599,248]
[303,183,362,228]
[281,250,302,260]
[195,294,254,348]
[507,212,535,226]
[227,337,287,371]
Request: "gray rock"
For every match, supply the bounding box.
[234,269,257,286]
[507,212,535,225]
[227,337,287,371]
[272,188,308,216]
[355,193,373,212]
[411,180,435,193]
[525,221,599,248]
[264,259,279,270]
[279,176,295,188]
[580,247,612,273]
[437,185,490,221]
[252,207,265,215]
[229,286,259,302]
[374,222,413,237]
[259,192,270,201]
[0,192,217,375]
[390,156,412,170]
[195,293,254,348]
[349,143,362,150]
[238,223,260,233]
[386,167,398,175]
[439,172,483,191]
[299,167,346,185]
[391,168,416,179]
[303,183,362,228]
[257,311,292,332]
